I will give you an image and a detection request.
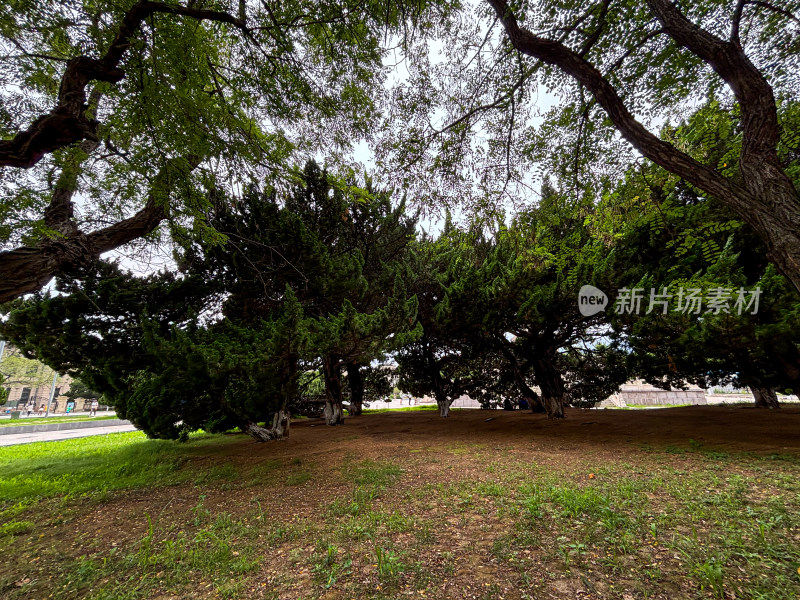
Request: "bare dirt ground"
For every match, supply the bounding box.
[2,405,799,600]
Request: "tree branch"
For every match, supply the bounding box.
[744,0,800,28]
[0,1,245,169]
[0,154,201,303]
[579,0,612,57]
[644,0,780,164]
[485,0,750,208]
[731,0,747,46]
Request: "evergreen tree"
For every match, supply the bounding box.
[443,185,627,419]
[63,380,103,403]
[396,220,510,417]
[1,162,420,436]
[608,102,800,408]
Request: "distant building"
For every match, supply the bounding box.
[0,344,76,413]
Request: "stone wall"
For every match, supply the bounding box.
[600,381,706,408]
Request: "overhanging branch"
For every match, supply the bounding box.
[0,1,245,169]
[485,0,750,209]
[0,154,200,303]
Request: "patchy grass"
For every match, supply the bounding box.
[0,409,799,599]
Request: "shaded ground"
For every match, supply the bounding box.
[1,406,799,600]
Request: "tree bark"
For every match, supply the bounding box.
[533,357,567,419]
[498,342,547,413]
[270,405,292,437]
[435,393,452,417]
[346,361,364,416]
[323,355,345,425]
[241,412,290,442]
[238,395,292,442]
[512,369,547,413]
[750,386,780,409]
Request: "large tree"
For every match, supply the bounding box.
[608,160,800,407]
[396,220,515,417]
[382,0,800,294]
[442,184,627,419]
[141,161,420,428]
[600,99,800,409]
[277,164,420,424]
[0,0,446,302]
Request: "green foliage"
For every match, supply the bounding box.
[379,0,800,217]
[0,162,420,436]
[608,101,800,396]
[398,183,627,417]
[0,0,443,257]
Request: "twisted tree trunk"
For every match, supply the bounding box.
[533,356,567,419]
[241,409,291,442]
[750,386,780,409]
[512,370,546,413]
[346,361,364,416]
[323,355,345,425]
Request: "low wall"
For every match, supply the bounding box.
[0,419,132,435]
[618,389,707,406]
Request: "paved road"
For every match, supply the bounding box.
[0,424,138,447]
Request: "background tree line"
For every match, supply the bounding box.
[3,98,800,439]
[1,1,799,440]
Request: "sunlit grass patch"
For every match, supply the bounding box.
[0,414,118,427]
[0,431,237,504]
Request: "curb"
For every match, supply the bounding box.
[0,419,132,435]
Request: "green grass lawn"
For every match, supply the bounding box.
[0,414,798,600]
[0,431,239,505]
[0,414,118,427]
[362,404,444,414]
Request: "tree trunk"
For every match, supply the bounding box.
[242,421,275,442]
[432,373,453,417]
[270,405,291,437]
[751,386,780,409]
[436,395,451,417]
[533,357,567,419]
[513,373,546,414]
[499,342,546,413]
[241,414,289,442]
[239,395,292,442]
[323,355,345,425]
[346,361,364,416]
